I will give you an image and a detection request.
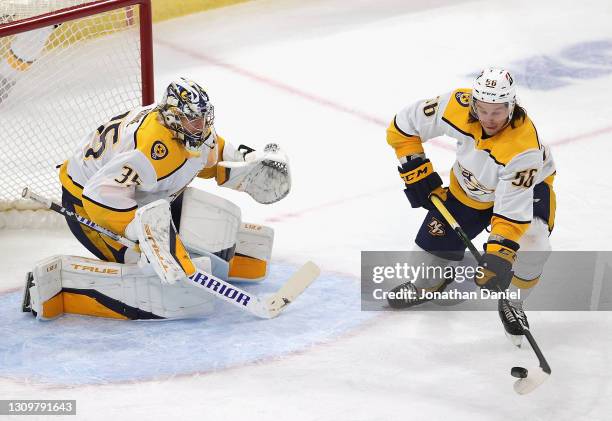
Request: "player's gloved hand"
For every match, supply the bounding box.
[475,237,520,291]
[398,156,443,210]
[218,143,291,204]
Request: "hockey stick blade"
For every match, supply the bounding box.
[513,366,551,395]
[187,262,319,319]
[265,261,320,318]
[511,328,552,395]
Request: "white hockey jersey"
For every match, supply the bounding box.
[387,89,556,242]
[60,105,234,235]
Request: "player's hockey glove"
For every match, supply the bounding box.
[475,237,519,291]
[398,156,443,210]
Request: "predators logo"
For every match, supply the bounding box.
[455,91,470,107]
[458,162,494,196]
[151,140,168,160]
[428,217,446,237]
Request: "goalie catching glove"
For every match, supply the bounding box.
[218,143,291,204]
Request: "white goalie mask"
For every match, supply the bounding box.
[470,67,517,120]
[159,77,216,156]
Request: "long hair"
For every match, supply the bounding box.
[468,103,527,129]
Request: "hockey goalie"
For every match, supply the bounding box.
[22,77,307,321]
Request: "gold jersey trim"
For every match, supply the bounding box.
[135,111,191,181]
[386,118,424,158]
[59,161,84,199]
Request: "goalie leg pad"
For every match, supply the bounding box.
[27,256,63,320]
[177,187,241,263]
[228,222,274,283]
[27,255,215,320]
[174,188,275,282]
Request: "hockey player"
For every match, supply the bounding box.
[385,68,556,345]
[23,77,290,320]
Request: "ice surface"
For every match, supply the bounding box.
[0,263,370,385]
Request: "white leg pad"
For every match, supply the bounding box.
[229,222,275,282]
[178,187,241,262]
[28,256,63,320]
[28,255,215,320]
[236,222,274,263]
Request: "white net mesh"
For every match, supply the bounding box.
[0,1,147,226]
[1,1,88,22]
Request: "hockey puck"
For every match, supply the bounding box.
[511,366,528,378]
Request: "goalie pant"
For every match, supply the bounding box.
[26,188,275,320]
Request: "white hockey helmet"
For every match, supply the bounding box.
[159,77,215,156]
[470,67,516,119]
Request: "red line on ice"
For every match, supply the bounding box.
[155,39,456,152]
[156,39,610,150]
[155,40,611,222]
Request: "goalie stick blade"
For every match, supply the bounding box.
[265,261,320,317]
[513,367,550,395]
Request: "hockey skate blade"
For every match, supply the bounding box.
[513,367,550,395]
[266,262,320,317]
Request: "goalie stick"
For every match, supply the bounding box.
[22,187,320,319]
[429,193,551,395]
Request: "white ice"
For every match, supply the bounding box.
[1,0,612,419]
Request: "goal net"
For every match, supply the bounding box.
[0,0,153,227]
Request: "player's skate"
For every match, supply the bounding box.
[387,278,453,309]
[498,298,529,347]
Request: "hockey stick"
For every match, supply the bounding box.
[22,187,320,319]
[429,193,551,395]
[22,188,137,249]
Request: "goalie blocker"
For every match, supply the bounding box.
[24,187,275,320]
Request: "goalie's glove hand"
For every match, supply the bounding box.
[218,143,291,204]
[475,238,519,291]
[398,156,443,210]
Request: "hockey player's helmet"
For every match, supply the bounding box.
[470,67,516,120]
[159,77,215,155]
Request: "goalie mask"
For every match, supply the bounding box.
[470,67,516,120]
[159,77,216,156]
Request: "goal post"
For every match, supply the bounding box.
[0,0,154,225]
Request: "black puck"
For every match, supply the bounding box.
[511,366,528,378]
